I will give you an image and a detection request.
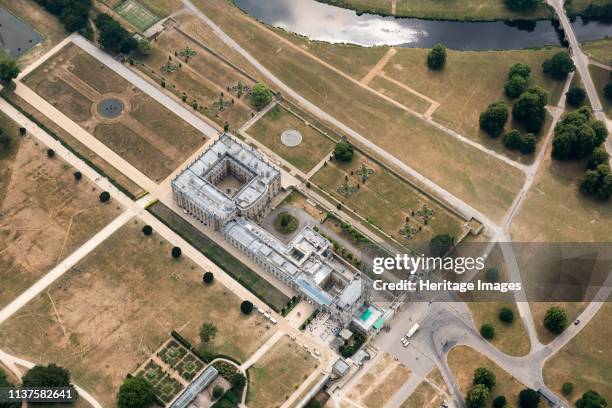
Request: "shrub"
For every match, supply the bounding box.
[561,382,574,396]
[480,323,495,339]
[543,306,567,334]
[19,127,26,136]
[250,83,273,110]
[203,271,214,284]
[142,225,153,236]
[99,191,111,203]
[199,322,217,343]
[240,300,253,314]
[46,148,55,158]
[566,87,586,106]
[427,44,447,70]
[74,171,82,181]
[171,246,182,258]
[333,141,354,162]
[498,307,514,324]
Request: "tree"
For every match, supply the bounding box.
[566,87,586,106]
[576,390,607,408]
[473,367,496,390]
[519,133,537,154]
[99,191,111,203]
[212,385,224,399]
[562,382,575,396]
[499,307,514,323]
[0,369,19,408]
[199,322,217,343]
[480,323,495,339]
[493,395,507,408]
[137,38,151,55]
[427,44,447,70]
[22,364,70,387]
[518,388,540,408]
[429,234,453,257]
[591,121,608,146]
[250,83,273,110]
[505,75,527,98]
[588,147,610,169]
[504,130,522,150]
[542,51,575,80]
[35,0,91,33]
[203,271,214,284]
[504,0,541,11]
[543,306,567,334]
[19,127,26,136]
[171,246,182,258]
[240,300,253,314]
[333,141,354,162]
[508,63,532,79]
[512,87,547,133]
[142,225,153,236]
[579,169,601,195]
[117,377,156,408]
[0,59,20,84]
[47,148,55,158]
[95,14,137,54]
[465,384,489,408]
[479,101,509,137]
[596,173,612,200]
[74,171,82,181]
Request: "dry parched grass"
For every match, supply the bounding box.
[247,335,317,408]
[0,220,275,407]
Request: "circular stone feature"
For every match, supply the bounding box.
[280,129,302,147]
[97,97,124,119]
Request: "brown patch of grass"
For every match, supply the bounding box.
[0,220,275,406]
[530,302,587,344]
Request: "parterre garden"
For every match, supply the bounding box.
[137,359,184,403]
[0,220,275,406]
[135,27,256,130]
[24,43,206,182]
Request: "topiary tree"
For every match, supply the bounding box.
[544,306,568,334]
[473,367,496,390]
[171,246,182,258]
[493,395,507,408]
[505,75,527,98]
[561,382,574,396]
[429,234,454,257]
[576,390,607,408]
[518,388,540,408]
[47,148,55,158]
[240,300,253,315]
[117,377,156,408]
[480,323,495,340]
[19,127,26,136]
[498,307,514,324]
[542,51,575,80]
[427,44,447,70]
[99,191,111,203]
[465,384,489,408]
[479,101,509,137]
[566,87,587,107]
[142,225,153,236]
[74,171,82,181]
[203,271,214,284]
[22,364,70,387]
[333,141,354,162]
[250,83,273,110]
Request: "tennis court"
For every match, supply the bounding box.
[115,0,159,32]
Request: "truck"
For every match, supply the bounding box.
[407,323,420,338]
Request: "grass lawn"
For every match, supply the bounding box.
[247,104,335,172]
[347,353,411,408]
[384,47,566,160]
[135,27,255,131]
[148,201,290,311]
[315,0,552,20]
[448,345,527,407]
[530,302,588,344]
[510,148,612,242]
[368,75,431,115]
[543,302,611,405]
[0,220,275,406]
[583,38,612,65]
[189,0,526,223]
[247,335,317,408]
[311,149,464,250]
[25,43,206,182]
[588,64,611,119]
[0,132,122,308]
[400,381,444,408]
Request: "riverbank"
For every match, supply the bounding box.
[313,0,554,21]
